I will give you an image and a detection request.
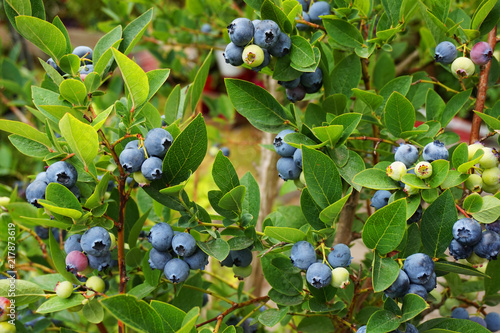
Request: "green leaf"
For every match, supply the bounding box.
[427,160,449,188]
[15,15,66,62]
[297,317,336,332]
[82,298,104,323]
[384,92,416,138]
[212,150,239,193]
[0,279,44,306]
[218,185,246,213]
[59,54,80,76]
[163,113,207,185]
[471,0,497,30]
[301,187,325,230]
[94,25,123,62]
[425,89,445,122]
[273,54,303,81]
[261,0,292,33]
[381,0,401,26]
[259,307,289,327]
[421,190,456,258]
[120,8,154,55]
[59,113,99,168]
[0,119,51,147]
[225,78,291,133]
[401,294,429,321]
[59,79,87,106]
[111,48,149,110]
[312,125,343,147]
[352,89,384,111]
[198,238,230,261]
[49,229,80,284]
[471,195,500,223]
[264,226,306,243]
[150,301,185,333]
[323,17,364,49]
[327,54,362,98]
[463,193,483,213]
[290,35,315,68]
[240,172,260,227]
[128,283,157,300]
[85,172,112,209]
[319,193,351,226]
[474,111,500,130]
[330,113,362,146]
[52,16,71,53]
[372,256,400,292]
[128,209,151,248]
[452,142,468,170]
[366,309,401,333]
[45,183,82,212]
[353,168,401,190]
[8,134,50,157]
[37,294,85,313]
[189,50,212,112]
[485,258,500,295]
[261,254,302,296]
[441,89,472,127]
[100,295,167,333]
[440,170,469,189]
[418,318,491,332]
[268,288,304,306]
[362,199,407,255]
[302,146,342,209]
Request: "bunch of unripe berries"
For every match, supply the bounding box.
[220,247,254,279]
[451,307,500,331]
[465,143,500,194]
[54,275,106,301]
[47,45,94,79]
[272,129,304,183]
[290,241,352,289]
[118,128,174,186]
[148,222,209,284]
[435,40,493,79]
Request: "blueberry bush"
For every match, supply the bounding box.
[2,0,500,332]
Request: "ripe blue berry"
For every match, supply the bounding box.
[485,312,500,332]
[474,230,500,260]
[184,248,209,270]
[220,147,230,157]
[26,180,48,208]
[148,248,172,270]
[72,46,93,65]
[79,64,94,76]
[148,222,174,252]
[394,143,419,167]
[278,77,301,89]
[172,233,197,257]
[486,220,500,234]
[273,129,297,157]
[81,226,111,257]
[451,307,469,319]
[407,206,423,224]
[254,20,281,49]
[328,244,352,268]
[469,316,487,328]
[35,226,50,239]
[227,18,254,46]
[35,172,49,184]
[405,324,419,333]
[201,23,212,33]
[452,218,482,246]
[384,269,410,299]
[46,161,78,188]
[403,253,435,285]
[252,20,261,29]
[290,241,316,270]
[370,190,391,210]
[141,157,163,181]
[286,86,306,102]
[308,1,330,24]
[119,147,146,173]
[422,140,448,162]
[405,283,428,300]
[144,128,173,158]
[64,234,82,254]
[269,32,292,58]
[164,258,190,283]
[422,272,437,292]
[277,157,301,181]
[306,262,332,288]
[293,148,302,169]
[47,58,65,75]
[300,68,323,94]
[125,140,140,150]
[471,41,493,66]
[449,239,473,260]
[231,249,253,267]
[297,11,311,31]
[87,252,112,271]
[65,250,88,273]
[357,326,367,333]
[434,41,457,64]
[298,0,309,11]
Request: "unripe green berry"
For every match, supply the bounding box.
[387,161,407,181]
[465,174,482,192]
[109,232,117,250]
[0,322,15,333]
[479,147,499,169]
[86,276,106,294]
[233,265,253,279]
[482,181,500,194]
[443,298,460,311]
[133,171,150,186]
[404,184,420,196]
[415,161,432,179]
[294,172,306,189]
[466,252,488,267]
[481,167,500,186]
[451,57,475,78]
[331,267,350,289]
[55,281,73,299]
[468,143,484,160]
[0,197,10,206]
[242,45,265,67]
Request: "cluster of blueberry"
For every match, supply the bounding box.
[220,248,253,279]
[449,218,500,265]
[384,253,437,301]
[0,297,14,332]
[290,241,352,289]
[357,323,418,333]
[26,161,80,208]
[118,128,174,185]
[451,308,500,331]
[465,143,500,194]
[296,0,330,30]
[272,129,303,182]
[47,45,94,79]
[435,40,493,78]
[148,222,209,283]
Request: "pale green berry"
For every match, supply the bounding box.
[479,147,499,169]
[481,167,500,186]
[468,142,484,160]
[415,161,432,179]
[466,252,488,267]
[451,57,475,78]
[294,172,306,189]
[55,281,73,299]
[443,298,460,311]
[133,171,150,186]
[404,184,420,196]
[465,174,482,192]
[242,45,264,67]
[0,197,10,206]
[386,161,407,181]
[331,267,350,289]
[482,181,500,194]
[86,276,106,294]
[0,322,16,333]
[233,265,252,279]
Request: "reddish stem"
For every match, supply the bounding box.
[455,204,470,218]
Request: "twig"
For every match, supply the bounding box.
[455,204,470,218]
[0,90,36,128]
[261,241,287,257]
[295,19,326,31]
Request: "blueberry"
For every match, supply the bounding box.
[252,20,261,29]
[273,129,297,157]
[451,307,469,319]
[293,148,302,169]
[384,269,410,299]
[148,222,174,252]
[231,249,253,267]
[434,41,457,64]
[35,172,49,184]
[328,244,352,268]
[404,324,419,333]
[148,248,172,270]
[306,262,332,288]
[65,250,88,273]
[300,68,323,94]
[223,43,245,67]
[79,64,94,75]
[69,185,81,200]
[296,11,311,31]
[172,233,197,257]
[370,190,391,210]
[298,0,310,11]
[72,46,93,65]
[290,241,316,270]
[81,226,111,257]
[269,32,292,58]
[46,161,78,188]
[35,226,50,239]
[87,252,112,271]
[220,147,230,157]
[141,157,163,181]
[395,143,419,167]
[161,115,167,126]
[452,218,482,246]
[474,230,500,260]
[449,239,473,260]
[251,48,271,72]
[26,180,48,207]
[52,228,67,243]
[278,77,301,89]
[254,20,281,49]
[47,58,65,75]
[405,283,428,300]
[357,326,367,333]
[183,248,209,270]
[485,312,500,332]
[469,316,487,328]
[201,23,212,33]
[277,157,301,181]
[286,86,306,102]
[164,258,190,283]
[422,272,437,292]
[471,41,493,66]
[119,147,146,173]
[308,1,330,24]
[487,220,500,234]
[407,206,423,224]
[403,253,435,285]
[144,128,173,158]
[227,18,254,46]
[125,140,140,150]
[64,234,82,253]
[422,140,448,162]
[202,293,209,307]
[220,253,234,267]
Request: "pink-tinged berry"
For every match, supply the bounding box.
[482,168,500,186]
[65,251,89,273]
[479,147,499,169]
[465,174,483,192]
[471,41,493,66]
[242,45,265,68]
[468,142,484,160]
[404,184,420,196]
[0,297,11,321]
[415,161,432,179]
[331,267,350,289]
[55,281,73,299]
[451,57,475,78]
[387,161,407,181]
[86,276,106,294]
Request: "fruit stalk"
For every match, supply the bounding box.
[470,26,497,144]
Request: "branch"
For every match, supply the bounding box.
[0,90,36,128]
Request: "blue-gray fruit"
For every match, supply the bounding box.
[277,157,301,181]
[254,20,281,49]
[453,218,482,246]
[273,129,297,157]
[269,32,292,58]
[119,148,146,173]
[72,46,93,65]
[300,68,323,94]
[327,243,352,268]
[293,148,302,169]
[47,58,65,75]
[224,42,244,66]
[87,252,112,271]
[306,262,332,288]
[172,233,197,257]
[278,77,301,89]
[184,248,209,270]
[164,258,190,283]
[403,253,434,285]
[26,180,48,208]
[286,86,306,102]
[434,41,457,64]
[290,241,316,270]
[231,249,252,267]
[395,143,419,167]
[227,18,254,46]
[296,12,311,31]
[422,140,448,162]
[308,1,330,24]
[474,230,500,260]
[64,234,82,254]
[148,222,174,252]
[370,190,391,210]
[81,227,111,257]
[141,157,163,181]
[46,161,78,188]
[144,128,173,158]
[405,283,428,300]
[384,269,410,298]
[148,248,172,270]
